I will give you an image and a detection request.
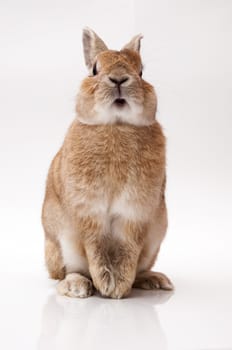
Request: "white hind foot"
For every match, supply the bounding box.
[133,271,174,291]
[57,273,93,298]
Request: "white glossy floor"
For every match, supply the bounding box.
[0,262,231,350]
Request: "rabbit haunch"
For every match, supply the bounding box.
[42,28,173,299]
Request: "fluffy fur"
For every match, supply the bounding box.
[42,28,173,298]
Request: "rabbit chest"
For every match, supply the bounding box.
[62,121,165,222]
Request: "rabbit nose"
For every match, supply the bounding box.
[109,76,129,86]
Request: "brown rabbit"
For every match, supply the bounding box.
[42,28,173,298]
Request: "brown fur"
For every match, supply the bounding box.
[41,28,173,298]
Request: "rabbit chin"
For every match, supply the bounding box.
[77,100,154,126]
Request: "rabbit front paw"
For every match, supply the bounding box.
[94,269,132,299]
[109,282,132,299]
[92,266,116,297]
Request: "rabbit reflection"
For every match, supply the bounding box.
[38,289,172,350]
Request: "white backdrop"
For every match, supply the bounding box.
[0,1,232,349]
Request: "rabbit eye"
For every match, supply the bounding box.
[139,70,143,78]
[92,62,98,76]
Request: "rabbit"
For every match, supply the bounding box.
[42,27,173,299]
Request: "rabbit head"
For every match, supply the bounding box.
[76,28,157,126]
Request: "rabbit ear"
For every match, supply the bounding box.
[82,27,108,69]
[122,34,143,53]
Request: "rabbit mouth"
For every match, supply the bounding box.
[114,98,127,107]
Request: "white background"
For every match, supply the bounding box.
[0,1,231,349]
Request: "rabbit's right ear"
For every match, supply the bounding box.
[82,27,108,70]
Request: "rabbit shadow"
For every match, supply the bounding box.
[38,288,173,350]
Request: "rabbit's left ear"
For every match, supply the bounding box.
[82,27,108,69]
[122,34,143,53]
